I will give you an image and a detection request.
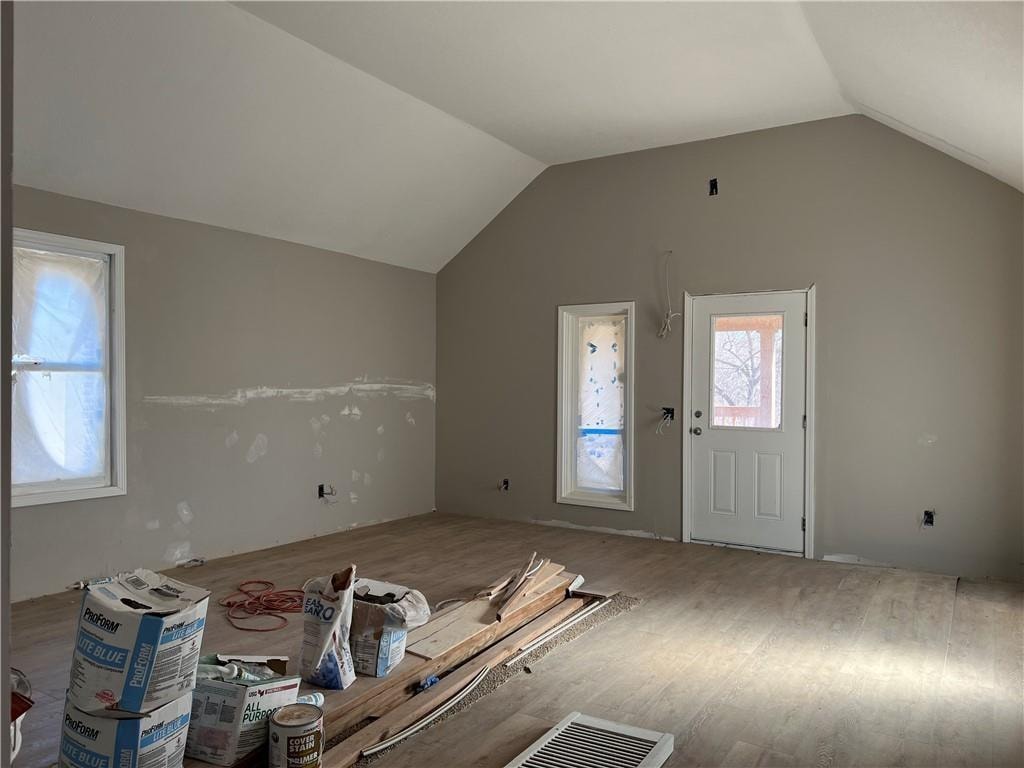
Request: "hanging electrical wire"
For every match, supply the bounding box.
[657,250,681,338]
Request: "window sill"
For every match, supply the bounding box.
[12,484,127,508]
[557,492,634,513]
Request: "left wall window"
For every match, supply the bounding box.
[12,229,126,506]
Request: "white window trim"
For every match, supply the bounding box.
[556,301,635,512]
[11,228,127,507]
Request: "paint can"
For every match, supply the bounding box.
[269,703,324,768]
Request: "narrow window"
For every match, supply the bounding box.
[12,229,126,506]
[557,302,635,510]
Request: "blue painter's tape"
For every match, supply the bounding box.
[578,428,623,435]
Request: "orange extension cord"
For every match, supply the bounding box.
[218,580,305,632]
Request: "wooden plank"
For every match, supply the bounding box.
[323,596,589,768]
[322,572,575,739]
[497,561,563,621]
[405,600,471,647]
[406,599,496,659]
[407,569,572,660]
[476,568,519,599]
[499,552,537,604]
[572,585,619,600]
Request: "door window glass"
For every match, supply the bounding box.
[711,314,783,429]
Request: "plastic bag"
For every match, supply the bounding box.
[353,578,431,629]
[350,578,432,677]
[299,565,357,690]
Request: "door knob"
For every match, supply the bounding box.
[692,427,702,436]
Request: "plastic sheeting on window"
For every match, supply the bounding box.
[12,247,109,486]
[576,316,625,491]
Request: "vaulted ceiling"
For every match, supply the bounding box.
[14,2,1022,273]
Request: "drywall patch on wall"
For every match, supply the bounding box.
[245,433,269,463]
[176,502,194,524]
[11,185,437,602]
[143,377,436,409]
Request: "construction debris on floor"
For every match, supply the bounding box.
[52,552,605,768]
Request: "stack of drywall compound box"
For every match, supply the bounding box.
[58,569,210,768]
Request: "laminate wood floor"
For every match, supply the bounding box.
[12,513,1023,767]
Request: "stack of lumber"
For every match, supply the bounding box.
[316,554,592,768]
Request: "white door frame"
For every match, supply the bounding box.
[681,286,817,559]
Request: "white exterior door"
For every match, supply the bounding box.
[689,291,807,553]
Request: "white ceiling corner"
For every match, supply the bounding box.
[803,1,1023,192]
[13,1,544,273]
[239,1,855,165]
[13,2,1022,277]
[243,0,1021,191]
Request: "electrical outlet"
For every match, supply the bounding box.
[922,509,936,527]
[498,478,510,492]
[318,483,337,500]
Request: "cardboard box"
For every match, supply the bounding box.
[59,694,191,768]
[69,569,210,714]
[350,578,429,678]
[185,657,301,767]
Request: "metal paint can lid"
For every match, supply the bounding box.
[271,702,324,726]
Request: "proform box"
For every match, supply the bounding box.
[59,694,191,768]
[185,657,301,767]
[70,569,210,714]
[350,578,429,678]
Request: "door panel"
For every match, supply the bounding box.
[711,450,737,515]
[690,292,806,552]
[754,452,783,520]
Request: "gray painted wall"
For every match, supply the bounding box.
[12,186,436,600]
[437,115,1024,581]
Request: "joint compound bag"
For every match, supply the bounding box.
[59,694,191,768]
[69,569,209,715]
[300,565,357,690]
[350,578,431,677]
